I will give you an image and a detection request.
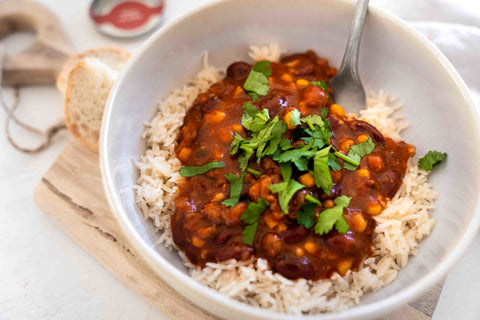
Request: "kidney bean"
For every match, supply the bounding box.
[282,225,309,244]
[226,61,252,80]
[275,256,315,279]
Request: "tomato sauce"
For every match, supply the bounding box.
[172,51,415,280]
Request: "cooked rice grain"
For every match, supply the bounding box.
[134,45,437,314]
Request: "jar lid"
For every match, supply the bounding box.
[90,0,165,38]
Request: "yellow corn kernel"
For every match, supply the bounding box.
[205,110,226,124]
[366,202,383,215]
[351,214,367,233]
[213,150,224,160]
[298,173,315,188]
[178,147,192,162]
[295,78,310,87]
[192,236,204,248]
[286,60,300,67]
[340,138,355,152]
[211,192,225,202]
[284,111,298,130]
[264,214,278,229]
[295,247,304,256]
[357,168,370,178]
[323,200,334,208]
[337,259,353,276]
[330,104,345,117]
[357,134,369,143]
[304,241,318,254]
[281,73,293,82]
[277,223,287,232]
[233,86,244,97]
[231,124,243,133]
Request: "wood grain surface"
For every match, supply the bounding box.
[33,139,443,320]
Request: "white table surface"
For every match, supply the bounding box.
[0,0,479,319]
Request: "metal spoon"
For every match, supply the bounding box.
[328,0,369,113]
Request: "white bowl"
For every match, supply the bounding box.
[100,0,480,319]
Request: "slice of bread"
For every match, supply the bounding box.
[57,47,130,96]
[64,58,119,151]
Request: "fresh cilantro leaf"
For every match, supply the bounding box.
[222,173,246,207]
[296,203,316,228]
[328,153,342,171]
[314,195,351,235]
[240,198,270,224]
[313,146,333,195]
[321,106,328,119]
[268,179,305,215]
[289,109,301,127]
[263,121,287,156]
[276,148,316,166]
[293,157,309,171]
[342,137,376,170]
[279,138,294,150]
[279,163,292,181]
[230,133,244,155]
[179,161,225,177]
[242,222,258,246]
[418,150,447,171]
[243,61,272,102]
[334,151,360,168]
[246,167,261,176]
[241,103,270,132]
[240,198,270,245]
[310,80,332,99]
[301,114,325,129]
[305,194,322,205]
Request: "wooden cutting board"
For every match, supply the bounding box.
[33,139,442,320]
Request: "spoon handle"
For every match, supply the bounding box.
[338,0,369,78]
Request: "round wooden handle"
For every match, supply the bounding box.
[0,0,74,85]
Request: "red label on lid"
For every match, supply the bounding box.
[91,1,164,30]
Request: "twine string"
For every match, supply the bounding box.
[0,44,66,153]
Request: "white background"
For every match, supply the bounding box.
[0,0,479,319]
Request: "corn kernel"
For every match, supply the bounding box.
[281,73,293,82]
[264,214,278,229]
[233,86,244,97]
[211,192,225,202]
[298,173,315,188]
[351,214,367,233]
[277,223,287,232]
[330,104,345,117]
[295,247,304,256]
[304,241,318,254]
[357,168,370,178]
[178,147,192,162]
[192,236,204,248]
[205,110,225,124]
[231,124,243,133]
[366,203,383,215]
[340,139,355,152]
[357,134,369,143]
[337,259,353,276]
[295,78,310,87]
[323,200,334,208]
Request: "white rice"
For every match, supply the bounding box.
[133,45,437,314]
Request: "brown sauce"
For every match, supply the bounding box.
[172,50,415,280]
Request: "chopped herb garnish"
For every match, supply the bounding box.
[246,167,261,176]
[296,202,316,228]
[310,80,332,99]
[240,198,270,245]
[289,109,301,127]
[179,161,225,177]
[241,103,270,132]
[314,195,351,235]
[305,194,322,205]
[341,136,376,170]
[243,61,272,101]
[222,173,246,207]
[268,179,305,215]
[313,146,333,195]
[328,153,342,171]
[418,150,447,171]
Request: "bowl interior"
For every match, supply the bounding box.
[101,0,480,318]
